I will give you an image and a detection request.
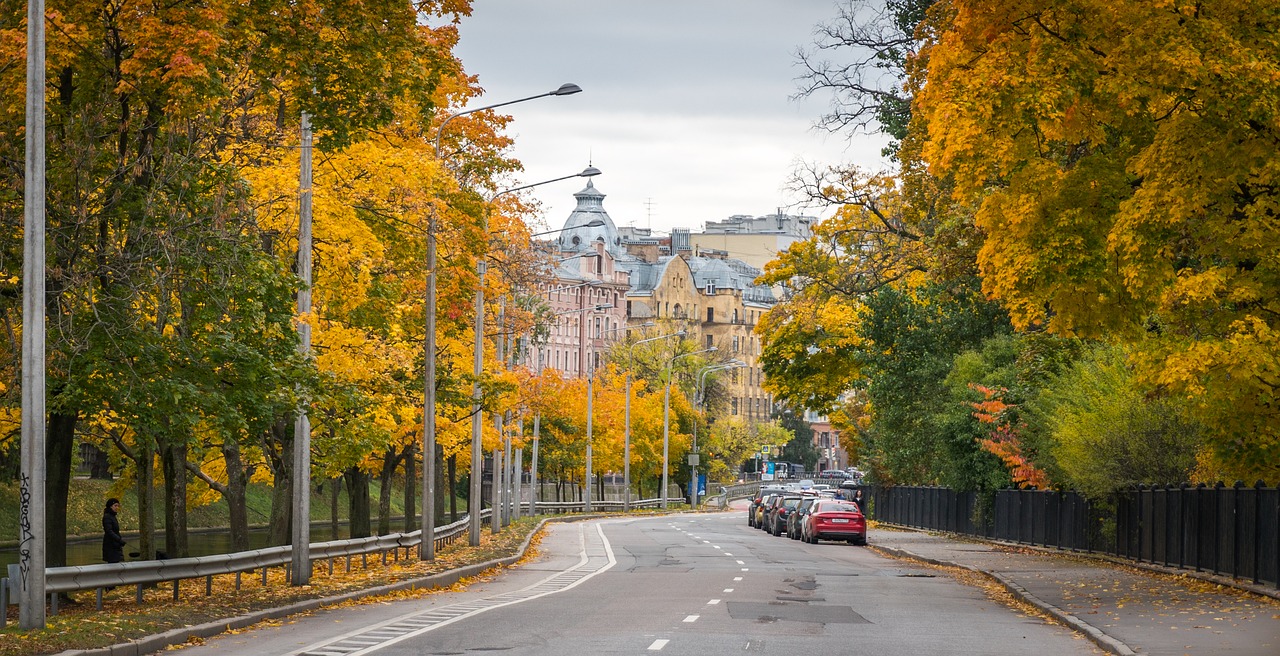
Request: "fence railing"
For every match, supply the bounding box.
[1,496,687,624]
[863,482,1279,588]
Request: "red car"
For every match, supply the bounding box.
[802,499,867,545]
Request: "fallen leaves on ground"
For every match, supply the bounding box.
[0,517,545,656]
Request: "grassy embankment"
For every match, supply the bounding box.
[0,477,465,545]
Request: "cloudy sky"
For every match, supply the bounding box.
[451,0,889,236]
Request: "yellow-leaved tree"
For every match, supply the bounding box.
[911,0,1280,482]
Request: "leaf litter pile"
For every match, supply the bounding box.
[0,517,546,656]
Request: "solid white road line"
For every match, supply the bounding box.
[295,523,617,656]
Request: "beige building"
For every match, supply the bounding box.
[686,212,815,272]
[552,187,777,423]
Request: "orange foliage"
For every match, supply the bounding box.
[968,384,1049,489]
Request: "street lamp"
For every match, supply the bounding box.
[425,83,582,560]
[469,166,602,546]
[661,347,717,509]
[623,329,684,510]
[691,360,746,507]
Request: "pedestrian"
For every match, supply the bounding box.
[102,497,126,564]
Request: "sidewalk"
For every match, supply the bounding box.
[867,524,1280,656]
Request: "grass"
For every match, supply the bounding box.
[0,477,443,545]
[0,515,544,656]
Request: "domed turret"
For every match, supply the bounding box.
[557,180,626,258]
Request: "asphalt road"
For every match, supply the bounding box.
[176,512,1101,655]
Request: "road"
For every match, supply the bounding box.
[177,512,1100,655]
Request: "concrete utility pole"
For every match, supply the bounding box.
[291,112,313,586]
[20,0,47,630]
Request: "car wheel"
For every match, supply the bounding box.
[772,521,782,537]
[747,513,754,528]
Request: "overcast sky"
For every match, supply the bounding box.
[451,0,889,236]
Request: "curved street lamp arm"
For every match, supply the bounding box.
[434,84,582,160]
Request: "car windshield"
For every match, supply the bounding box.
[817,501,861,513]
[781,498,801,509]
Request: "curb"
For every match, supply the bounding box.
[871,544,1137,656]
[55,516,583,656]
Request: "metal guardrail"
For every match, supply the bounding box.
[1,497,694,624]
[0,510,489,623]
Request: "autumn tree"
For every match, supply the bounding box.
[910,0,1280,482]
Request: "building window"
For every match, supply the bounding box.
[706,307,714,322]
[733,336,739,353]
[705,334,714,349]
[732,398,739,415]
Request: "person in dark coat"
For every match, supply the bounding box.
[102,498,126,563]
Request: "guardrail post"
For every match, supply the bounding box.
[1,575,8,627]
[49,592,57,616]
[172,580,179,601]
[206,575,213,596]
[261,566,268,586]
[135,584,144,605]
[95,587,102,611]
[235,572,242,591]
[346,555,352,572]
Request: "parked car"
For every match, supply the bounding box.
[766,495,803,536]
[754,492,784,529]
[748,487,786,528]
[819,469,850,480]
[802,499,867,545]
[787,496,818,540]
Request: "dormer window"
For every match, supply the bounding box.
[705,282,716,294]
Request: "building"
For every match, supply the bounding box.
[687,211,816,273]
[547,181,778,423]
[806,409,847,471]
[535,180,630,377]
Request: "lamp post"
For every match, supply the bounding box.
[469,166,601,546]
[425,84,581,559]
[623,329,684,510]
[20,0,47,629]
[691,360,746,507]
[661,347,717,509]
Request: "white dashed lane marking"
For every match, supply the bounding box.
[648,639,669,650]
[683,615,700,623]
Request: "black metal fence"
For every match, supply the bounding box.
[863,482,1278,588]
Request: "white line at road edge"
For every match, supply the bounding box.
[293,523,617,656]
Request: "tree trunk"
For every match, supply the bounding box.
[44,411,77,568]
[137,440,155,559]
[265,417,293,546]
[403,444,416,532]
[448,453,457,521]
[85,443,112,480]
[378,448,399,535]
[344,466,371,539]
[161,437,189,557]
[222,439,250,552]
[330,475,341,538]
